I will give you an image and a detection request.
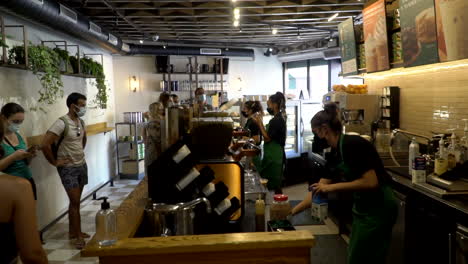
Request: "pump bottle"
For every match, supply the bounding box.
[409,137,420,175]
[95,197,117,246]
[434,138,448,176]
[447,130,462,170]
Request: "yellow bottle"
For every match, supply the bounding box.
[434,138,448,176]
[255,195,265,232]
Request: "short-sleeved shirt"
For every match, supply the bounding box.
[244,118,262,145]
[324,135,390,184]
[48,115,85,167]
[267,113,286,147]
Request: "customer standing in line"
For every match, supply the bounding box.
[293,103,397,264]
[143,101,164,170]
[0,103,38,199]
[252,92,287,192]
[42,93,89,249]
[241,101,263,168]
[0,118,48,264]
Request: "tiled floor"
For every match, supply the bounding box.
[38,181,345,264]
[41,179,141,264]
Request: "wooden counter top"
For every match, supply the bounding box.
[82,177,315,264]
[83,230,314,257]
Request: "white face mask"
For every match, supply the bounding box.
[75,105,87,117]
[8,122,21,133]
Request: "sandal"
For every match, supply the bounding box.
[71,238,86,249]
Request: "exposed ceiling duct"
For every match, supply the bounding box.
[0,0,255,57]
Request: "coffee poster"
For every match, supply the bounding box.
[401,0,438,67]
[435,0,468,62]
[338,18,358,76]
[363,0,390,73]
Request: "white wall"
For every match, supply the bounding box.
[0,13,116,229]
[112,48,283,121]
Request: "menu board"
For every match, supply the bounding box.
[363,0,390,73]
[338,18,358,76]
[401,0,439,67]
[435,0,468,62]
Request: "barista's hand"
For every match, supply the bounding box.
[310,182,334,195]
[252,113,263,126]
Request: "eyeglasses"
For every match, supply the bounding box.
[76,125,81,137]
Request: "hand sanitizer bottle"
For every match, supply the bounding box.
[95,197,117,246]
[447,130,462,170]
[435,138,448,176]
[409,137,420,175]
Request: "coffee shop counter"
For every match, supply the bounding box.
[81,177,315,264]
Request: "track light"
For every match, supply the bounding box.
[233,8,240,15]
[239,28,243,33]
[233,20,239,27]
[272,28,278,35]
[139,39,144,44]
[268,48,273,52]
[328,13,339,22]
[151,35,159,41]
[297,29,301,39]
[163,45,166,49]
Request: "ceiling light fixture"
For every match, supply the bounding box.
[232,0,237,2]
[233,20,240,27]
[297,29,301,39]
[234,13,240,19]
[163,45,166,49]
[328,13,339,22]
[268,48,273,52]
[233,8,240,15]
[139,39,144,44]
[239,28,243,33]
[272,28,278,35]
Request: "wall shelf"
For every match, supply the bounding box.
[26,122,113,146]
[156,72,228,75]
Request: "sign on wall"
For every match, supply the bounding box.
[363,0,390,73]
[435,0,468,62]
[338,18,358,76]
[401,0,439,67]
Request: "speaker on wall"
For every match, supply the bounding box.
[156,56,168,73]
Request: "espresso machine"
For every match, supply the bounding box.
[322,92,379,135]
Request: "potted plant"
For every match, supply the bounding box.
[53,47,73,74]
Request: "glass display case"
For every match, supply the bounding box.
[300,101,323,154]
[285,100,301,158]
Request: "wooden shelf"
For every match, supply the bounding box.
[27,122,113,146]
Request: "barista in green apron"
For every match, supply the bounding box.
[309,103,397,264]
[252,92,287,192]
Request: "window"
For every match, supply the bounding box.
[283,59,330,102]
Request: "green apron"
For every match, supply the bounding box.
[337,135,397,264]
[258,124,284,190]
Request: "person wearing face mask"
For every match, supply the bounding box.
[252,92,287,192]
[291,103,397,264]
[242,101,263,145]
[193,87,213,116]
[0,103,37,198]
[42,92,89,249]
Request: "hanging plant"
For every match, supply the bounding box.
[53,47,73,73]
[8,45,64,110]
[28,45,64,107]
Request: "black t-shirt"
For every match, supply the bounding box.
[244,118,262,145]
[324,135,390,184]
[267,113,286,147]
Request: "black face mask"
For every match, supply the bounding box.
[267,107,275,115]
[241,111,248,118]
[312,132,330,153]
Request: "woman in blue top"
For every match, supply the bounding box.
[0,103,38,199]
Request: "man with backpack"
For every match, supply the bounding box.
[42,92,88,249]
